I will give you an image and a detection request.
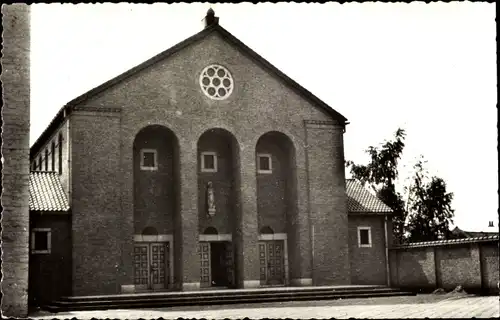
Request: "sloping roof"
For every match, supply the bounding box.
[391,235,499,249]
[29,171,70,212]
[451,226,498,238]
[30,16,348,159]
[346,179,393,214]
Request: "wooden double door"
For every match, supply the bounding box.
[259,240,285,285]
[133,242,170,290]
[199,241,234,288]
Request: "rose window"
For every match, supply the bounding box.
[199,65,233,100]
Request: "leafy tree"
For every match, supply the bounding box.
[406,158,455,242]
[346,128,408,244]
[346,129,455,243]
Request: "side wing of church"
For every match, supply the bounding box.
[28,10,393,303]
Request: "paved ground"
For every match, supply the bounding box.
[31,293,499,319]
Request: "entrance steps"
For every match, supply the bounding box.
[43,285,415,312]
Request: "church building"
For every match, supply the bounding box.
[28,10,393,304]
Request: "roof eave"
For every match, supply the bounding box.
[348,211,393,215]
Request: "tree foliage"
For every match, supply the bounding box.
[346,128,408,244]
[346,128,455,244]
[406,159,455,242]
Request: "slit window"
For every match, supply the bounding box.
[140,149,158,171]
[51,142,55,171]
[44,149,49,171]
[201,152,217,173]
[31,228,51,254]
[58,133,63,174]
[357,226,372,248]
[257,154,272,174]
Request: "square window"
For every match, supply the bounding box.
[140,149,157,171]
[31,229,51,254]
[201,152,217,172]
[257,154,272,174]
[204,154,214,169]
[358,227,372,248]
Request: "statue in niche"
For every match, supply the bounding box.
[207,181,216,217]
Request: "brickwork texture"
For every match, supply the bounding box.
[1,4,31,317]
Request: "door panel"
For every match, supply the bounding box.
[134,242,169,290]
[225,242,234,287]
[267,240,284,285]
[258,240,285,285]
[199,242,211,287]
[259,242,267,283]
[150,243,167,289]
[134,244,149,290]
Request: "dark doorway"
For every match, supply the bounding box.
[210,242,228,287]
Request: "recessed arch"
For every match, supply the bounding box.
[203,227,218,235]
[256,131,296,157]
[255,130,298,287]
[142,226,158,236]
[260,226,274,235]
[133,124,180,235]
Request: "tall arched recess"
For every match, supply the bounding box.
[196,128,240,289]
[132,125,180,291]
[255,131,298,286]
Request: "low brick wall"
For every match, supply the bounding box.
[389,236,499,294]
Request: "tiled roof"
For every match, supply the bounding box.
[27,174,390,214]
[346,179,393,214]
[391,235,499,249]
[29,171,69,212]
[451,227,498,238]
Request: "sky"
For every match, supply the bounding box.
[30,3,497,232]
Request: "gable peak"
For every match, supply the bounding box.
[203,8,219,28]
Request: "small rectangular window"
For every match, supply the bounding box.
[31,228,51,254]
[201,151,217,172]
[257,154,272,174]
[358,227,372,248]
[140,149,158,171]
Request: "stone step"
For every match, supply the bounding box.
[58,285,391,302]
[44,288,415,312]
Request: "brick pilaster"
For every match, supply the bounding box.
[237,146,260,287]
[178,142,200,290]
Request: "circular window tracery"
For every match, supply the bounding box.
[199,64,233,100]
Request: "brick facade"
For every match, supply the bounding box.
[57,29,350,294]
[29,213,71,305]
[27,13,394,298]
[348,215,388,285]
[390,238,499,293]
[1,4,31,317]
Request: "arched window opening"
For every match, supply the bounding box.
[260,226,274,235]
[142,226,158,236]
[203,227,218,235]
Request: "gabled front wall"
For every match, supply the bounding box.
[68,31,348,294]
